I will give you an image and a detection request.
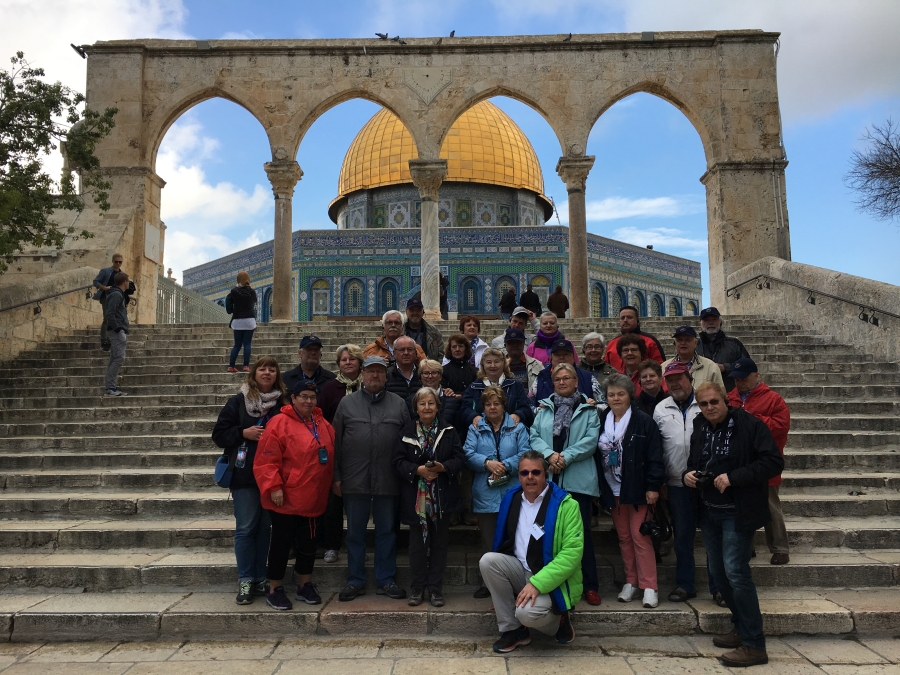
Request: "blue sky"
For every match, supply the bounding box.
[4,0,899,304]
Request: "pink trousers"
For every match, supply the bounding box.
[611,497,658,590]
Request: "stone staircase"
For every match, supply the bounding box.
[0,317,897,641]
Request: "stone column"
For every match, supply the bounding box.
[409,159,448,321]
[264,161,303,323]
[556,156,596,318]
[701,160,790,307]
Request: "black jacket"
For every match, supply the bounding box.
[597,404,666,510]
[634,389,667,417]
[441,358,477,395]
[393,420,465,524]
[519,290,542,314]
[696,330,750,392]
[211,392,283,491]
[684,407,784,533]
[227,286,257,320]
[283,365,336,393]
[386,365,422,411]
[499,289,517,313]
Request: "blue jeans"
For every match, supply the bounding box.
[232,486,271,583]
[667,485,697,595]
[700,507,766,650]
[344,494,399,588]
[500,312,511,321]
[230,329,254,367]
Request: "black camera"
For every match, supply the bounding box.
[639,519,662,539]
[693,470,715,491]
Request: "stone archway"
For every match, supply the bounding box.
[83,31,790,322]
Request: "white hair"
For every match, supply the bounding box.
[381,310,403,325]
[540,311,558,321]
[581,332,605,349]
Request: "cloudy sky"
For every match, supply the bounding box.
[3,0,899,303]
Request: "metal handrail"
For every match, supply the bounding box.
[727,274,899,324]
[156,275,231,324]
[0,284,95,314]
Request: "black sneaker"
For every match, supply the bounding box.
[376,583,406,599]
[429,591,445,608]
[555,611,575,644]
[296,582,322,605]
[493,626,531,653]
[473,585,491,599]
[338,583,365,602]
[266,585,292,611]
[251,580,268,597]
[236,580,253,605]
[408,587,424,606]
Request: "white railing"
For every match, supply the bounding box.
[156,275,230,324]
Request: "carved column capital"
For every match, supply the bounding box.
[264,160,303,198]
[555,156,596,194]
[408,159,448,201]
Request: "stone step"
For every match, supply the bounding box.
[790,416,900,432]
[0,404,223,423]
[0,450,218,470]
[767,372,900,385]
[8,586,893,641]
[785,400,900,415]
[788,448,900,470]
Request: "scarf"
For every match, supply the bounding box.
[414,419,441,541]
[551,392,580,437]
[241,383,282,418]
[469,337,481,366]
[336,372,362,396]
[598,407,632,481]
[535,329,561,350]
[482,374,506,387]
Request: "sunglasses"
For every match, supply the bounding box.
[697,398,722,407]
[519,469,544,477]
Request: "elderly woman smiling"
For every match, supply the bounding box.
[597,373,666,609]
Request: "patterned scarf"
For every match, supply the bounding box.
[241,384,282,418]
[551,392,580,437]
[336,372,362,396]
[598,407,632,483]
[414,418,441,542]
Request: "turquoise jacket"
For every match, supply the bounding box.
[464,413,531,513]
[529,394,601,497]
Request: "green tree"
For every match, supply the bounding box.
[0,51,117,274]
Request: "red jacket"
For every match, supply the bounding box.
[254,405,335,516]
[605,332,666,372]
[728,383,790,486]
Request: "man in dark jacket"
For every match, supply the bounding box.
[683,381,784,668]
[403,298,444,361]
[518,284,542,315]
[498,287,517,319]
[103,272,130,396]
[283,336,336,392]
[332,355,411,602]
[546,285,569,318]
[696,307,751,392]
[385,336,423,407]
[93,253,124,351]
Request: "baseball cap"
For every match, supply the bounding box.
[730,357,758,379]
[504,327,526,343]
[290,380,318,396]
[672,326,698,339]
[700,307,721,319]
[299,335,323,349]
[406,297,424,309]
[549,338,575,354]
[663,361,691,378]
[512,306,530,318]
[362,355,388,369]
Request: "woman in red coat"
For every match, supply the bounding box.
[254,380,335,611]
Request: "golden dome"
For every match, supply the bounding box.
[335,100,547,201]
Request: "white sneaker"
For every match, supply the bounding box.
[618,583,639,603]
[105,388,127,396]
[642,589,659,608]
[323,549,338,563]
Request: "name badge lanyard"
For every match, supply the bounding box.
[293,407,321,445]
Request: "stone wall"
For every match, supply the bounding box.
[0,267,107,363]
[727,257,900,363]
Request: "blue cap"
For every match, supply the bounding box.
[299,335,323,349]
[504,327,527,343]
[673,326,698,339]
[362,355,388,369]
[730,357,758,379]
[700,306,721,319]
[549,338,575,354]
[290,380,318,396]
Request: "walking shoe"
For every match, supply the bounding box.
[227,367,239,373]
[473,585,491,599]
[295,582,322,605]
[618,583,639,603]
[105,388,127,396]
[429,591,444,607]
[408,587,424,606]
[493,626,531,653]
[236,580,253,605]
[323,549,339,564]
[712,591,728,607]
[555,611,575,644]
[668,587,696,603]
[584,590,602,606]
[642,589,659,608]
[243,366,250,372]
[251,580,268,597]
[770,552,790,565]
[713,629,743,649]
[266,585,292,611]
[338,583,365,602]
[376,583,406,599]
[718,645,768,667]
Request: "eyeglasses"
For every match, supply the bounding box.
[697,398,721,407]
[519,469,544,477]
[553,376,575,383]
[620,347,641,354]
[421,371,441,377]
[295,394,317,401]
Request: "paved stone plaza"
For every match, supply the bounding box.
[0,634,897,674]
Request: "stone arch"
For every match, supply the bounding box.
[650,294,664,317]
[612,287,627,316]
[669,297,682,317]
[343,278,366,316]
[686,300,699,316]
[378,278,400,314]
[310,279,331,318]
[262,287,273,323]
[458,276,482,315]
[591,283,608,319]
[631,291,647,317]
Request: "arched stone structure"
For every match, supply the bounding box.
[83,31,789,321]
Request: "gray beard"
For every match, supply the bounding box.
[703,327,720,336]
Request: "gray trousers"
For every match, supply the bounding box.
[765,485,790,554]
[479,552,559,634]
[105,331,127,390]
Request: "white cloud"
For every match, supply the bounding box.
[559,195,703,222]
[608,226,707,256]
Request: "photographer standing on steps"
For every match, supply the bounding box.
[103,272,131,397]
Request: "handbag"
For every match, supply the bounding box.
[214,454,233,488]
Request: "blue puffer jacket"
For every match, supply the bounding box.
[463,413,531,513]
[530,394,601,497]
[460,378,534,428]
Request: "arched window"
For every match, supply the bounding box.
[459,276,482,314]
[530,274,552,310]
[379,279,399,314]
[669,298,682,317]
[344,279,365,316]
[612,287,626,316]
[591,284,608,319]
[495,276,517,311]
[686,300,699,316]
[262,287,273,323]
[650,295,664,317]
[631,291,647,317]
[311,279,330,317]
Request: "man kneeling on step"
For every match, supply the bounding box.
[480,450,583,654]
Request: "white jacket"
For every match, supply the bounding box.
[653,395,702,487]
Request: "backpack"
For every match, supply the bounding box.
[225,293,234,315]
